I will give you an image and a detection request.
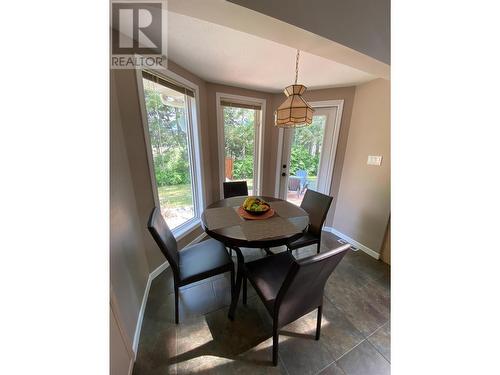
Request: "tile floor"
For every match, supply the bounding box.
[133,233,390,375]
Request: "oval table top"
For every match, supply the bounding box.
[201,196,309,248]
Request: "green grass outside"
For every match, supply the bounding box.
[156,176,317,210]
[157,184,193,208]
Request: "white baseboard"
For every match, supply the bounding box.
[131,231,208,358]
[132,272,153,358]
[128,357,134,375]
[324,226,380,260]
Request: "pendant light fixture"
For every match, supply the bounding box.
[275,50,314,128]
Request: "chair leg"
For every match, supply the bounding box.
[316,242,321,254]
[272,323,279,366]
[242,274,247,305]
[230,266,235,300]
[263,247,274,256]
[316,305,323,340]
[174,286,179,324]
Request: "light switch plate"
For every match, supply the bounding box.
[367,155,383,166]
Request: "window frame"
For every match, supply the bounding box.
[216,92,266,199]
[136,67,206,239]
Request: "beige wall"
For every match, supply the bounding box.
[380,218,391,264]
[332,78,390,253]
[110,306,132,375]
[110,72,150,344]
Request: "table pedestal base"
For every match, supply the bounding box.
[228,246,244,320]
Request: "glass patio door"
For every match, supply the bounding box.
[278,106,340,206]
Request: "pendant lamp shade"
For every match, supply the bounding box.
[275,84,313,127]
[275,50,314,128]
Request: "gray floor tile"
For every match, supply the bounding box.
[278,299,364,361]
[337,340,390,375]
[368,322,390,362]
[133,245,390,375]
[318,299,366,360]
[318,361,346,375]
[278,331,336,375]
[325,261,390,337]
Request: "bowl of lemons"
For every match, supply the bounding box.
[242,197,270,215]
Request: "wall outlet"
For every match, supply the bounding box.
[367,155,383,166]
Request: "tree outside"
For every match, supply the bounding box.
[289,115,326,181]
[143,80,194,229]
[223,106,255,191]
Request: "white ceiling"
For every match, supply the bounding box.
[167,12,375,93]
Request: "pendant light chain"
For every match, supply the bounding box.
[294,49,300,84]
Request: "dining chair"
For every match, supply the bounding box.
[223,181,249,198]
[147,207,235,324]
[287,189,333,254]
[242,243,350,365]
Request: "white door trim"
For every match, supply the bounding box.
[274,127,284,197]
[216,92,266,198]
[313,100,344,195]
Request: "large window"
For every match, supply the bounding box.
[223,106,256,194]
[218,96,264,196]
[141,71,200,231]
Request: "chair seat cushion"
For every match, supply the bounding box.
[245,251,296,312]
[179,238,232,283]
[287,232,319,250]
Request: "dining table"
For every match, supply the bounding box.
[201,195,309,320]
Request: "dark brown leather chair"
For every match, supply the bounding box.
[223,181,249,198]
[243,243,350,365]
[147,207,235,324]
[287,189,333,254]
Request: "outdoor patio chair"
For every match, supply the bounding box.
[296,170,308,195]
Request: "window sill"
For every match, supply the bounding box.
[172,217,201,241]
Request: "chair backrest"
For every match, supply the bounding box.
[147,207,180,278]
[223,181,248,198]
[296,170,307,178]
[275,244,350,327]
[300,189,333,236]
